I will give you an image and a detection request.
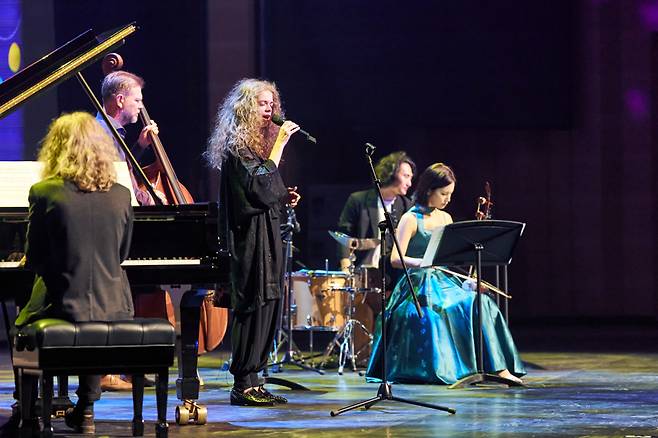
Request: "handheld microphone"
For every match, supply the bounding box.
[271,114,317,144]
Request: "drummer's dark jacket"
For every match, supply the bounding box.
[337,188,412,267]
[221,150,289,314]
[15,177,134,327]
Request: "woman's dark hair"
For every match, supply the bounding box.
[413,163,456,207]
[374,151,416,187]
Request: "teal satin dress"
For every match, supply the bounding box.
[365,207,525,384]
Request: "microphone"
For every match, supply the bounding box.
[365,142,377,156]
[271,114,317,144]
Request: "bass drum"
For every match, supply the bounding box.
[292,270,375,362]
[351,290,374,363]
[291,271,323,328]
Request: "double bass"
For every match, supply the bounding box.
[102,53,227,354]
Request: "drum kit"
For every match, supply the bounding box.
[289,231,382,374]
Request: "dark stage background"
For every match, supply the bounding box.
[13,1,658,325]
[21,0,211,198]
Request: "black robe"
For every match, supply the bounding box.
[222,151,288,314]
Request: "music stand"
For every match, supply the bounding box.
[420,220,525,388]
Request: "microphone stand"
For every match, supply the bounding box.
[330,144,455,417]
[264,206,323,391]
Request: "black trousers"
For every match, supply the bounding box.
[76,375,101,403]
[229,298,280,389]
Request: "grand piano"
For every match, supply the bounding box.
[0,24,229,425]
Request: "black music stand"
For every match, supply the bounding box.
[420,220,525,388]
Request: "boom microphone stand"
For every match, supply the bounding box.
[330,144,455,417]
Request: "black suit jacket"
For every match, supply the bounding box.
[337,188,412,266]
[16,177,134,326]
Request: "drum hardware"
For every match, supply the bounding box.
[328,231,380,251]
[316,231,382,374]
[265,207,323,389]
[319,286,374,375]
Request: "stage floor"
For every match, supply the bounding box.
[0,350,657,437]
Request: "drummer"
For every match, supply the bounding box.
[336,151,415,287]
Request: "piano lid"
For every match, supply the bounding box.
[0,23,138,119]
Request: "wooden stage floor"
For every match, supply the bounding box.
[0,350,657,437]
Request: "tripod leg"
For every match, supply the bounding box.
[350,319,373,364]
[337,321,354,375]
[390,395,456,414]
[349,323,357,372]
[319,326,346,369]
[330,395,383,417]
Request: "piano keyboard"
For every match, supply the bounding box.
[1,259,202,268]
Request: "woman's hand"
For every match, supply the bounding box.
[274,120,300,148]
[269,120,300,166]
[287,186,301,208]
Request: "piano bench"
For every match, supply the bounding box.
[12,318,175,438]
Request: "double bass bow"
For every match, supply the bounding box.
[101,53,193,205]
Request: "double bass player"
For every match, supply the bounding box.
[97,70,160,206]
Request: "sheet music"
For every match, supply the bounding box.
[421,225,446,267]
[0,161,138,207]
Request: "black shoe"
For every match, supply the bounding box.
[230,387,275,406]
[64,404,94,434]
[256,385,288,404]
[121,374,156,388]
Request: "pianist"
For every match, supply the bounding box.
[206,79,300,406]
[14,112,134,433]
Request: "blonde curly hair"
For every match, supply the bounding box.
[205,78,283,168]
[38,112,119,192]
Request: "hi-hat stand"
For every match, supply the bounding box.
[265,207,323,390]
[330,143,455,417]
[319,255,373,375]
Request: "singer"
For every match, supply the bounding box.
[206,79,301,406]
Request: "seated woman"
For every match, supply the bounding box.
[15,112,134,433]
[365,163,525,385]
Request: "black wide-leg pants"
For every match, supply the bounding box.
[229,298,280,389]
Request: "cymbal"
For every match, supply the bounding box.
[328,231,379,250]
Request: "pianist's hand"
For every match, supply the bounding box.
[286,186,301,208]
[137,120,159,148]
